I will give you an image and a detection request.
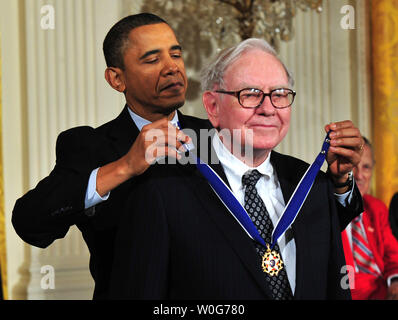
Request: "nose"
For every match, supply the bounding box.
[353,166,362,181]
[162,57,179,76]
[257,94,276,116]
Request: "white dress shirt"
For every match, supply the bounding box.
[212,133,297,292]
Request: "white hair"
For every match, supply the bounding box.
[200,38,295,91]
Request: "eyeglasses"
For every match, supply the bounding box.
[215,87,296,109]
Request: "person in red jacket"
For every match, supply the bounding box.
[342,137,398,299]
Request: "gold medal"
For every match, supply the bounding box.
[262,244,284,276]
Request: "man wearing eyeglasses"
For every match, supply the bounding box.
[110,38,364,300]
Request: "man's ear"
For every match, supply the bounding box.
[104,67,126,93]
[202,91,220,128]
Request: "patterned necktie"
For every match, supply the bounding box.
[351,216,381,277]
[242,169,293,300]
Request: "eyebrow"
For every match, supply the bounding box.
[139,45,182,60]
[236,84,291,91]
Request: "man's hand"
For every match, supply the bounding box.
[96,117,191,196]
[387,280,398,300]
[324,120,364,193]
[124,118,191,177]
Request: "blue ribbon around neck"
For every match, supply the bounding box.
[177,122,331,249]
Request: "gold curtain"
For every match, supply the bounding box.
[371,0,398,206]
[0,34,7,299]
[0,36,7,299]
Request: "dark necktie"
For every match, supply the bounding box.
[242,169,293,300]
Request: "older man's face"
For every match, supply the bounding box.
[211,49,291,153]
[353,144,373,196]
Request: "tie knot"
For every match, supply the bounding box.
[242,169,262,187]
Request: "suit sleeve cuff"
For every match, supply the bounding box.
[334,178,355,207]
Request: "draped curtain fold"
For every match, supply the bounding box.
[371,0,398,206]
[0,34,7,300]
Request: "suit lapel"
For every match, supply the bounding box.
[270,151,308,298]
[362,208,383,270]
[270,151,299,205]
[107,108,200,158]
[179,140,274,298]
[270,151,304,246]
[107,106,140,157]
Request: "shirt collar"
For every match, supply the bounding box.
[212,132,274,181]
[127,107,179,131]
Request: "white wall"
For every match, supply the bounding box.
[277,0,371,163]
[1,0,124,300]
[1,0,29,301]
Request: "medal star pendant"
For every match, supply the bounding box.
[262,244,284,276]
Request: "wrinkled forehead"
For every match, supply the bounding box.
[126,23,180,56]
[360,144,374,166]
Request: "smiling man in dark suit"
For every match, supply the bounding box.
[110,38,365,299]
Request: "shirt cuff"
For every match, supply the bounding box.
[387,274,398,287]
[84,168,110,209]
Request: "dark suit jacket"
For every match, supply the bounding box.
[110,149,354,299]
[12,106,211,299]
[389,192,398,241]
[12,105,361,300]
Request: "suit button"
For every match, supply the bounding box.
[85,206,96,217]
[50,209,60,216]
